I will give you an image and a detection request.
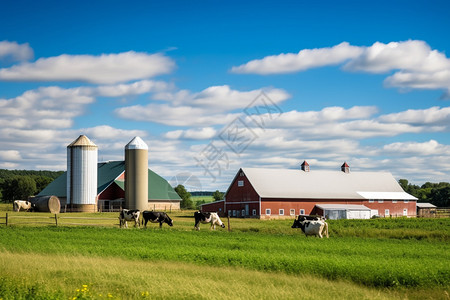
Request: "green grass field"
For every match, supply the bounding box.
[0,204,449,299]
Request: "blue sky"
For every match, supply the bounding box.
[0,0,449,191]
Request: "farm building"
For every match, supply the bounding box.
[201,162,417,219]
[38,160,181,212]
[416,202,437,217]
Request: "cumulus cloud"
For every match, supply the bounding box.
[0,41,34,62]
[0,150,22,161]
[115,86,290,126]
[232,40,450,97]
[378,106,450,126]
[0,51,175,84]
[231,42,363,74]
[93,80,173,97]
[0,86,95,129]
[164,127,217,140]
[383,140,450,156]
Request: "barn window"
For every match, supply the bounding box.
[233,210,236,217]
[228,210,231,216]
[266,209,271,215]
[300,209,305,215]
[279,209,284,215]
[392,200,397,203]
[378,200,384,203]
[369,199,374,203]
[290,209,295,216]
[252,209,257,216]
[240,172,244,176]
[385,209,390,216]
[242,209,245,216]
[238,180,244,187]
[403,208,408,216]
[404,200,409,203]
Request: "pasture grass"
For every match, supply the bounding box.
[1,206,449,299]
[0,225,448,290]
[0,251,421,300]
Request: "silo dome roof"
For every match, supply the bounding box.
[125,136,148,150]
[67,135,97,148]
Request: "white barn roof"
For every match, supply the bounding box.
[240,167,416,200]
[416,202,436,208]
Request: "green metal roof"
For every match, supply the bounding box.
[38,161,181,201]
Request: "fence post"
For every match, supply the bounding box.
[54,214,58,226]
[227,215,231,232]
[5,213,8,226]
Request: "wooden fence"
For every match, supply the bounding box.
[0,213,119,227]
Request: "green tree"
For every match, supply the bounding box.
[174,184,195,209]
[2,176,37,202]
[33,176,53,194]
[212,190,224,201]
[430,186,450,207]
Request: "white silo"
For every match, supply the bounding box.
[125,136,148,211]
[67,135,98,212]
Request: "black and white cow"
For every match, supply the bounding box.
[119,209,140,228]
[194,211,225,230]
[142,211,173,228]
[13,200,34,212]
[292,216,329,238]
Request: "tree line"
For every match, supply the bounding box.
[174,185,223,209]
[0,169,64,202]
[399,179,449,207]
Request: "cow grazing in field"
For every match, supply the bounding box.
[194,211,225,230]
[296,214,325,222]
[142,211,173,228]
[119,209,140,228]
[292,217,329,238]
[13,200,34,212]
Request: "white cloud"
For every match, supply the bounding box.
[0,51,175,84]
[378,106,450,126]
[165,127,217,140]
[231,40,450,97]
[0,41,33,62]
[0,150,22,161]
[257,106,378,127]
[94,80,173,97]
[231,42,363,74]
[115,86,290,126]
[383,140,450,156]
[0,86,95,129]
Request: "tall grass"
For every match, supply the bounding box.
[1,251,413,300]
[0,226,448,289]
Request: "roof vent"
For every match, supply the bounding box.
[301,160,310,172]
[341,162,349,173]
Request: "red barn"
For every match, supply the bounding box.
[201,162,417,219]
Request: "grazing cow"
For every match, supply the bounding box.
[119,209,140,228]
[13,200,33,212]
[194,211,225,230]
[292,217,329,238]
[142,211,173,228]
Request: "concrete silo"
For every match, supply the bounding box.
[67,135,98,212]
[125,136,148,211]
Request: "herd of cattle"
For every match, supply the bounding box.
[119,209,329,238]
[12,201,329,237]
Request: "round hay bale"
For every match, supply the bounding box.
[29,195,60,214]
